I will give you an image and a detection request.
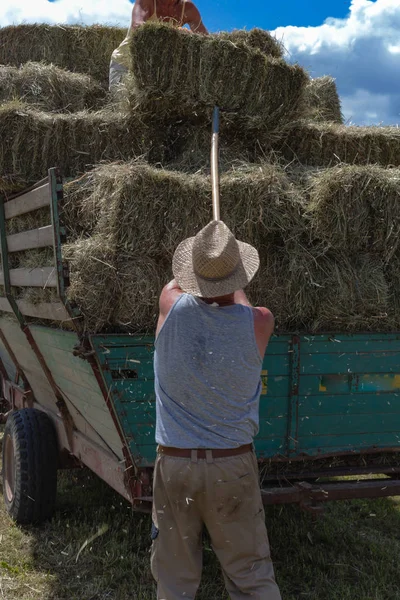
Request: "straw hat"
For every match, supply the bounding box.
[172,220,260,298]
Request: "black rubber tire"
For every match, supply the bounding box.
[2,408,58,524]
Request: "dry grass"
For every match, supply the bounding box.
[0,24,125,86]
[0,174,28,196]
[216,28,284,58]
[64,236,169,333]
[247,242,392,332]
[0,62,105,112]
[306,165,400,260]
[278,121,400,167]
[0,101,165,185]
[66,159,303,258]
[0,441,400,600]
[284,244,391,332]
[302,76,343,124]
[129,23,308,133]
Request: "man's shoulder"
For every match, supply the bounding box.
[159,281,184,315]
[252,306,274,323]
[252,306,275,337]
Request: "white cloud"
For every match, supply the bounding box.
[0,0,132,27]
[272,0,400,125]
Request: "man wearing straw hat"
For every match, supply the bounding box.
[109,0,208,90]
[152,220,282,599]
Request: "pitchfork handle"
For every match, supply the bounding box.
[211,106,220,222]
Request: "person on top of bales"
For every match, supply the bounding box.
[109,0,208,90]
[152,220,282,600]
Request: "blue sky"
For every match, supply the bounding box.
[0,0,399,125]
[197,0,352,32]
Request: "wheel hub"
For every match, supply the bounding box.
[4,433,15,504]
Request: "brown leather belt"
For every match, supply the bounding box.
[157,443,253,459]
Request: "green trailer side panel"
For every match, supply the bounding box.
[3,323,399,468]
[91,334,292,465]
[91,332,400,467]
[295,333,400,457]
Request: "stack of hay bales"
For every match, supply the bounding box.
[0,26,169,190]
[0,24,125,86]
[0,23,399,334]
[62,161,304,331]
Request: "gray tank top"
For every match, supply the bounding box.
[154,293,263,449]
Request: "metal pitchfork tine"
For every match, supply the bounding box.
[211,106,220,221]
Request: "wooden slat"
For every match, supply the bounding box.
[4,183,50,219]
[7,225,53,252]
[0,266,57,287]
[0,297,69,321]
[7,177,48,201]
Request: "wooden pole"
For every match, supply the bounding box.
[211,106,220,221]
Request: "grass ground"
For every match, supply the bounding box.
[1,426,400,600]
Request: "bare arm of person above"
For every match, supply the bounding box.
[131,0,153,28]
[234,289,275,357]
[183,1,208,33]
[156,279,184,337]
[131,0,208,33]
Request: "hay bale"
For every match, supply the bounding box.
[278,121,400,167]
[0,63,105,112]
[216,28,283,58]
[129,23,308,133]
[0,101,164,184]
[284,245,390,332]
[306,166,400,260]
[63,172,106,238]
[64,233,170,333]
[302,76,343,124]
[0,24,125,86]
[73,160,304,262]
[63,236,119,331]
[246,246,289,329]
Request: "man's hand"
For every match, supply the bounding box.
[156,280,184,337]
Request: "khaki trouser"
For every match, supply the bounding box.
[151,450,282,600]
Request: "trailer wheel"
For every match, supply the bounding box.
[2,408,58,524]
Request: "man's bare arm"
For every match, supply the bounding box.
[184,1,208,33]
[253,307,275,357]
[131,0,152,29]
[156,280,183,337]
